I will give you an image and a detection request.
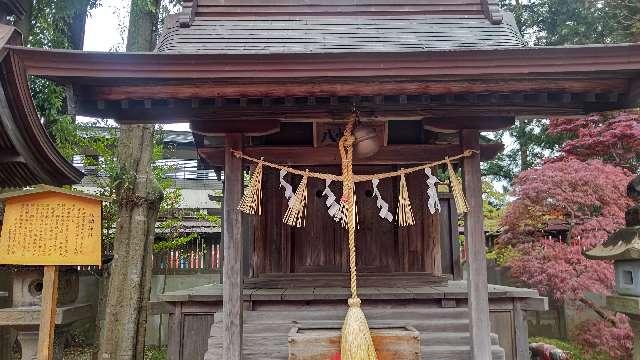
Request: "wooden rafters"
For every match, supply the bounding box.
[76,91,624,125]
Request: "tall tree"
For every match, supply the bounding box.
[483,119,565,185]
[98,1,163,359]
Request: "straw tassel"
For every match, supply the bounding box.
[237,160,263,215]
[447,158,469,214]
[341,297,377,360]
[283,171,309,227]
[397,173,415,226]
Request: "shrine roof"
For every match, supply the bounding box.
[157,1,522,54]
[0,26,83,188]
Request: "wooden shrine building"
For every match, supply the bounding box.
[1,0,640,358]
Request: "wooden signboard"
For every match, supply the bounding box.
[0,185,106,360]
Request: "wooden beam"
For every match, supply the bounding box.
[80,101,589,123]
[222,134,243,360]
[16,43,640,83]
[82,78,627,101]
[422,116,514,131]
[461,130,492,359]
[191,119,280,136]
[198,143,504,166]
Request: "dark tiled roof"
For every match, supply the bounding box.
[157,1,523,54]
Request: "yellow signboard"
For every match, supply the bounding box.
[0,186,104,266]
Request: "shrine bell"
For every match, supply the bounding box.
[586,176,640,296]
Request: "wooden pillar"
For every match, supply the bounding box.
[513,300,529,360]
[167,303,183,360]
[461,130,492,359]
[223,134,243,360]
[627,77,640,108]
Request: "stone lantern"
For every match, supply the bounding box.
[586,175,640,359]
[0,268,91,360]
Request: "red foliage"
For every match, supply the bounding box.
[572,315,633,359]
[500,158,633,249]
[501,158,631,301]
[508,239,614,302]
[498,154,634,357]
[549,111,640,171]
[331,352,341,360]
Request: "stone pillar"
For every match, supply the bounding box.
[16,330,65,360]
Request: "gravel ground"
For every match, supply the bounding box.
[12,345,167,360]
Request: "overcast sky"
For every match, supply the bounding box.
[82,0,189,131]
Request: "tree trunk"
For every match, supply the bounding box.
[66,0,92,50]
[14,0,33,42]
[98,1,161,359]
[98,125,162,360]
[579,296,621,327]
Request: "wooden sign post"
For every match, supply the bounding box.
[0,185,106,360]
[37,266,58,360]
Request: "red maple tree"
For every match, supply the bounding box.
[498,111,639,358]
[549,110,640,171]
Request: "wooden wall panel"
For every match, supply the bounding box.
[354,166,398,273]
[253,165,453,277]
[252,168,287,275]
[292,168,345,273]
[181,314,216,360]
[398,170,441,272]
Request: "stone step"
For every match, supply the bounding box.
[205,308,507,360]
[210,318,470,336]
[421,332,500,346]
[421,345,506,360]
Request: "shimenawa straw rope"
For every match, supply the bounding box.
[232,149,477,182]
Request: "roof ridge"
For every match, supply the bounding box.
[175,0,504,27]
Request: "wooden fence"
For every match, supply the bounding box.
[153,242,221,274]
[77,241,221,275]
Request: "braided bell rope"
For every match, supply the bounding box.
[338,120,359,301]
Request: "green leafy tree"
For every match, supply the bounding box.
[483,119,567,186]
[499,0,640,45]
